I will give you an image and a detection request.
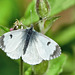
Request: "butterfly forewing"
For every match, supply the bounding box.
[0,29,26,59]
[34,32,61,60]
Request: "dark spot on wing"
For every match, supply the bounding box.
[0,35,5,49]
[50,45,61,59]
[47,42,51,45]
[10,34,13,39]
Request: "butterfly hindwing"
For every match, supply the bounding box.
[7,39,25,59]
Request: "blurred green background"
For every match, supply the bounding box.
[0,0,75,75]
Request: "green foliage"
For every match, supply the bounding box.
[0,50,19,75]
[54,24,75,45]
[32,61,48,75]
[25,67,32,75]
[49,0,75,16]
[43,16,60,34]
[21,0,39,25]
[46,54,66,75]
[21,0,75,25]
[0,0,20,27]
[0,25,9,36]
[0,25,9,32]
[25,54,66,75]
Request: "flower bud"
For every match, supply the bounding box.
[36,0,50,19]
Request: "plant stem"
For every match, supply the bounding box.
[20,57,24,75]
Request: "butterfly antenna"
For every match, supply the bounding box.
[30,10,33,27]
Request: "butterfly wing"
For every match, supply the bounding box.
[0,28,61,64]
[34,32,61,60]
[0,29,26,59]
[22,31,43,65]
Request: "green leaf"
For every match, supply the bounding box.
[37,16,60,34]
[54,24,75,45]
[24,61,48,75]
[46,54,66,75]
[63,54,75,74]
[0,25,9,36]
[0,0,20,26]
[21,0,39,25]
[0,25,9,32]
[61,44,75,74]
[25,67,32,75]
[32,61,48,75]
[49,0,75,16]
[43,16,60,34]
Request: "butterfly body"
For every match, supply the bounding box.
[0,26,61,65]
[23,26,33,54]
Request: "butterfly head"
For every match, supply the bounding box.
[29,24,34,31]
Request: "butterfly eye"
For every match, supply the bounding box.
[10,34,13,39]
[47,42,51,45]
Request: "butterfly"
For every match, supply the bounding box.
[0,25,61,65]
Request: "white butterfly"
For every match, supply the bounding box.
[0,26,61,65]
